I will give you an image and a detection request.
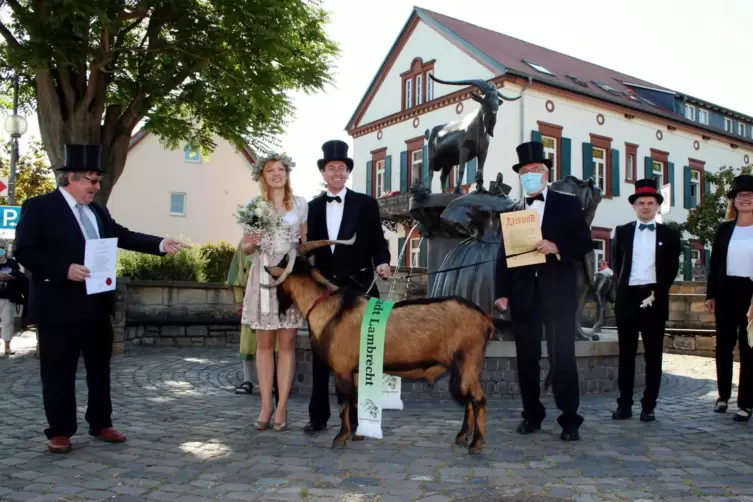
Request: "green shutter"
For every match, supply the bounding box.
[704,249,711,267]
[421,145,429,188]
[466,157,477,185]
[561,137,572,178]
[400,150,408,192]
[682,246,692,280]
[582,142,593,181]
[683,166,691,209]
[668,162,675,206]
[397,237,406,267]
[703,171,711,196]
[419,238,427,267]
[531,130,542,142]
[610,148,621,197]
[644,156,652,179]
[366,161,373,196]
[384,155,392,192]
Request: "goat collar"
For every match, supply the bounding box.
[306,288,335,320]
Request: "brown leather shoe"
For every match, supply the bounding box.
[48,436,72,454]
[89,427,127,443]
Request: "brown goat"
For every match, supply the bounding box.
[261,236,509,455]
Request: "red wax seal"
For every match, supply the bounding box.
[105,277,112,286]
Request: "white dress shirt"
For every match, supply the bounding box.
[326,187,347,252]
[726,224,753,279]
[629,218,657,286]
[525,186,548,226]
[59,187,100,239]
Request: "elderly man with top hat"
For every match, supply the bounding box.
[494,141,593,441]
[303,139,391,437]
[13,144,190,453]
[610,178,681,422]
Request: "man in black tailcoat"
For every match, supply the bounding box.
[303,139,391,436]
[14,144,189,454]
[610,178,681,422]
[494,141,594,441]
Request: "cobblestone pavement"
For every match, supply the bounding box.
[1,331,752,502]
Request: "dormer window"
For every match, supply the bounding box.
[523,60,554,76]
[566,75,588,87]
[401,58,435,110]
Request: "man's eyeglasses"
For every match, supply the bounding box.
[82,176,101,186]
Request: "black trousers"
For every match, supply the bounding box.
[616,284,666,411]
[511,283,582,431]
[714,276,753,409]
[37,319,114,439]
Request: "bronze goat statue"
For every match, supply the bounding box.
[262,235,509,455]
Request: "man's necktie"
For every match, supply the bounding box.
[75,203,98,239]
[525,193,545,205]
[326,195,342,203]
[639,223,656,231]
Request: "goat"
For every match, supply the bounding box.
[424,74,531,194]
[261,235,510,455]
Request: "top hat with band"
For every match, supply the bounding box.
[56,144,106,173]
[317,140,354,171]
[727,174,753,199]
[512,141,553,173]
[629,178,663,205]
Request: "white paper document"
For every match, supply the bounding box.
[84,238,118,295]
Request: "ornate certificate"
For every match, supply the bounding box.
[500,210,546,268]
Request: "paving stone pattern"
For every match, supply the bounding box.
[1,332,752,501]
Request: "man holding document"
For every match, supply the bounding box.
[14,144,189,454]
[494,141,593,441]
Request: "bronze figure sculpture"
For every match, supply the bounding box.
[591,270,616,333]
[423,74,530,194]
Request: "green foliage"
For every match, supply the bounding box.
[684,165,753,244]
[117,241,236,282]
[0,138,56,205]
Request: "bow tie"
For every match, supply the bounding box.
[326,195,342,203]
[639,223,656,231]
[525,193,545,205]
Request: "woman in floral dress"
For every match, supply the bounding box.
[241,153,307,432]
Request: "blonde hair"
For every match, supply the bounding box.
[258,160,294,212]
[726,200,736,221]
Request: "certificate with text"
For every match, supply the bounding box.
[84,238,118,295]
[500,210,546,268]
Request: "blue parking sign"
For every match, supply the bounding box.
[0,206,21,236]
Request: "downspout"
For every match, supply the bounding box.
[518,76,533,143]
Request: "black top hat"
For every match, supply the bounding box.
[317,140,354,171]
[56,144,106,173]
[628,178,663,205]
[727,174,753,199]
[512,141,553,173]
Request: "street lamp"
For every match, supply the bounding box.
[3,75,27,206]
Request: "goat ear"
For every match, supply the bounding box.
[264,266,284,277]
[588,177,594,187]
[470,92,483,103]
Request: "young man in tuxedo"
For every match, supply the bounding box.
[611,179,681,422]
[303,139,391,437]
[14,144,189,453]
[494,141,594,441]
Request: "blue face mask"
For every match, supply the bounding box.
[520,172,545,195]
[0,250,6,257]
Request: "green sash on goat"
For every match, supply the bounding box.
[356,297,395,439]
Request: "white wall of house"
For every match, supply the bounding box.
[107,133,260,246]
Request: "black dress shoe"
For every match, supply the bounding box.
[516,419,541,435]
[640,410,655,422]
[303,422,326,435]
[560,429,580,441]
[733,408,752,422]
[611,407,632,420]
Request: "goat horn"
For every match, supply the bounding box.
[260,249,297,289]
[429,74,491,92]
[497,75,532,101]
[297,233,357,255]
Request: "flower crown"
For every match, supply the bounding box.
[251,151,296,182]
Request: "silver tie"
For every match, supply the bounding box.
[75,204,98,240]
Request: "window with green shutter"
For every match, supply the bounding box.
[366,161,373,196]
[610,148,621,196]
[582,142,594,181]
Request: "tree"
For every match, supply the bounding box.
[0,0,339,204]
[684,164,753,244]
[0,137,56,205]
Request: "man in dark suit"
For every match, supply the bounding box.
[611,178,681,422]
[14,144,189,453]
[303,139,391,436]
[494,141,593,441]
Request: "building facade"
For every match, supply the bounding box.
[107,130,259,245]
[346,7,753,278]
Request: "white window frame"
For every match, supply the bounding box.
[170,192,186,216]
[691,249,701,267]
[184,146,202,164]
[684,104,696,121]
[592,239,606,275]
[409,237,421,268]
[416,74,423,106]
[375,159,385,198]
[626,153,635,181]
[425,71,434,101]
[405,78,413,109]
[725,118,733,132]
[541,135,558,180]
[739,122,746,136]
[652,160,664,187]
[689,169,701,208]
[697,109,709,125]
[411,149,422,186]
[592,147,607,190]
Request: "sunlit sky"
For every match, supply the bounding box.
[4,0,752,200]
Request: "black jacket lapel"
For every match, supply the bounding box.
[336,189,360,242]
[53,190,86,244]
[655,223,666,285]
[89,203,107,238]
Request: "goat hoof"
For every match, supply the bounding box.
[454,434,469,446]
[331,438,348,449]
[351,434,365,441]
[468,444,484,455]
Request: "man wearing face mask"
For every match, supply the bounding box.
[494,141,594,441]
[0,239,26,355]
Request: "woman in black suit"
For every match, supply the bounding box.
[705,174,753,422]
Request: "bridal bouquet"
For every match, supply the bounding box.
[235,196,283,235]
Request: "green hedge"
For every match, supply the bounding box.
[117,241,237,283]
